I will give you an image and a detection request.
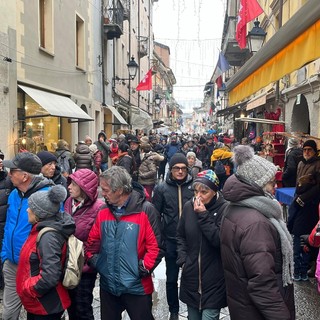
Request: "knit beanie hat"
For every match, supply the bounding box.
[233,145,277,188]
[303,139,317,153]
[186,151,196,159]
[287,138,299,149]
[194,170,219,191]
[169,153,188,169]
[37,151,57,166]
[199,136,206,145]
[140,136,149,144]
[28,185,67,220]
[89,144,98,154]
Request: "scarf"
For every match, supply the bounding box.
[233,195,294,287]
[72,198,85,214]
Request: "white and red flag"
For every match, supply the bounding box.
[236,0,263,49]
[136,68,153,91]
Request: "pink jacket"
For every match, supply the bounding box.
[64,169,104,272]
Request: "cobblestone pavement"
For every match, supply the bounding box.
[1,258,320,319]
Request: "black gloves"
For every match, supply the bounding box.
[300,234,310,253]
[138,259,150,278]
[300,234,310,247]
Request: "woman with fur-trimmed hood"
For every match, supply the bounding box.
[220,145,295,320]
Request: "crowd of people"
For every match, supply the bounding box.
[0,129,319,320]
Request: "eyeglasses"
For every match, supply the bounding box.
[172,166,188,172]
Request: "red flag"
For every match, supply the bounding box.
[136,68,153,91]
[236,0,263,49]
[215,76,223,89]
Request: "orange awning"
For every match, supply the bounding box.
[229,20,320,105]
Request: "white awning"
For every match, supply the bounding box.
[19,85,93,121]
[104,105,128,125]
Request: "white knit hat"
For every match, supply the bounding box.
[233,145,277,188]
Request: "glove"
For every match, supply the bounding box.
[300,234,310,253]
[138,259,150,278]
[296,197,305,207]
[300,234,310,246]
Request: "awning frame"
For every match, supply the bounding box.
[103,104,128,126]
[216,101,247,117]
[235,117,285,125]
[18,85,93,121]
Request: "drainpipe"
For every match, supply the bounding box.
[128,0,133,129]
[101,0,106,105]
[275,0,283,105]
[137,0,141,110]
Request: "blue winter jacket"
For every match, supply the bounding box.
[1,176,53,264]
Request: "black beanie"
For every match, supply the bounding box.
[37,151,57,166]
[303,140,317,153]
[169,153,188,169]
[199,136,206,145]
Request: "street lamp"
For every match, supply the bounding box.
[247,20,267,53]
[154,94,161,106]
[154,94,161,114]
[113,56,139,85]
[127,56,139,80]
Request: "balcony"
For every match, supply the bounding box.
[103,1,125,40]
[221,16,250,66]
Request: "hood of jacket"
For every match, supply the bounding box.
[211,148,233,161]
[67,169,98,202]
[36,211,75,238]
[222,174,264,203]
[76,144,90,154]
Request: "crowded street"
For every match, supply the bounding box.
[1,258,320,319]
[1,0,320,319]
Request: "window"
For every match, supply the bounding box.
[39,0,54,52]
[76,14,85,70]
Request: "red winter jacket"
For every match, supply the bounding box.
[86,186,164,296]
[16,214,75,315]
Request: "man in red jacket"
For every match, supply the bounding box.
[86,166,164,320]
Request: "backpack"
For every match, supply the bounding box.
[56,151,73,175]
[214,159,226,175]
[36,227,84,289]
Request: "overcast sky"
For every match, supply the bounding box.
[153,0,226,113]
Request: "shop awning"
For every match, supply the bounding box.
[246,93,267,111]
[104,104,128,125]
[216,101,247,117]
[227,0,320,105]
[235,117,285,125]
[130,107,153,132]
[19,85,93,121]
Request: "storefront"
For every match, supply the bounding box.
[17,85,93,154]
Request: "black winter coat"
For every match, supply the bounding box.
[152,173,194,247]
[74,144,92,170]
[177,193,228,310]
[282,147,303,187]
[116,154,134,175]
[221,175,295,320]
